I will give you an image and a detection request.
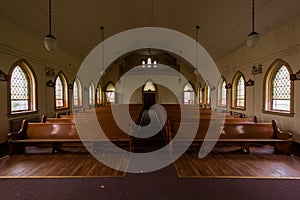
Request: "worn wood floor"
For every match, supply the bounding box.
[1,144,300,178]
[0,147,127,177]
[174,144,300,178]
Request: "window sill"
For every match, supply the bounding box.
[55,107,69,111]
[8,110,39,118]
[230,106,246,111]
[262,110,294,117]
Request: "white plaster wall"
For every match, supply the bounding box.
[216,15,300,142]
[0,17,81,143]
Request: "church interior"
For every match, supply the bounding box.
[1,0,300,199]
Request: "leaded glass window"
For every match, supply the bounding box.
[106,83,115,103]
[143,81,156,92]
[183,83,194,104]
[73,80,80,106]
[236,76,245,107]
[271,66,290,111]
[55,76,64,107]
[10,66,29,112]
[218,78,227,107]
[89,83,95,105]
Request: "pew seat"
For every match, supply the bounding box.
[8,119,133,154]
[167,120,292,154]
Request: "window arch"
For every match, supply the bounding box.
[88,82,95,106]
[55,72,68,109]
[97,83,102,106]
[231,71,245,109]
[217,77,227,107]
[143,81,156,92]
[9,59,37,115]
[73,77,82,107]
[263,59,294,116]
[183,83,195,104]
[105,82,115,104]
[197,83,202,105]
[204,83,211,105]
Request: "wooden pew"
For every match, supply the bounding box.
[8,119,133,154]
[167,120,292,154]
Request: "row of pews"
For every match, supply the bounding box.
[8,104,144,154]
[156,104,292,154]
[7,103,293,155]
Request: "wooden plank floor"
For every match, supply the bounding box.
[0,147,127,177]
[174,144,300,178]
[1,144,300,178]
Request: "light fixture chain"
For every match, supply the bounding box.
[48,0,52,35]
[252,0,255,32]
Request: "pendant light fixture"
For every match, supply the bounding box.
[100,26,105,76]
[246,0,259,48]
[44,0,57,51]
[194,25,200,75]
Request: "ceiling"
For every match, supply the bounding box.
[1,0,300,61]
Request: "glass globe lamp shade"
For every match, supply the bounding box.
[44,34,57,51]
[246,32,259,48]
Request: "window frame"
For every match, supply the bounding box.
[88,82,95,106]
[8,59,38,117]
[217,77,227,107]
[263,59,294,117]
[231,71,246,110]
[55,72,69,110]
[183,82,195,105]
[73,77,82,107]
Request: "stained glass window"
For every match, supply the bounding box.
[73,78,82,107]
[236,76,245,107]
[143,81,156,91]
[55,76,64,107]
[183,83,194,104]
[218,78,227,107]
[271,66,290,111]
[106,83,115,103]
[89,83,95,105]
[10,66,29,112]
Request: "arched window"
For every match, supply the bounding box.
[73,77,82,107]
[183,83,195,104]
[217,77,227,107]
[55,72,68,109]
[143,81,156,92]
[88,82,95,105]
[106,83,115,104]
[232,72,245,109]
[197,83,202,104]
[204,83,211,105]
[263,59,294,116]
[9,60,36,115]
[97,84,102,106]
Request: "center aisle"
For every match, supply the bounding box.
[132,110,166,153]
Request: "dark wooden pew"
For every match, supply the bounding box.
[8,119,133,154]
[167,120,292,154]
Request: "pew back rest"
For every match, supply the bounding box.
[26,123,79,139]
[169,122,276,140]
[220,123,274,139]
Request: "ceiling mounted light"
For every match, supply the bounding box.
[247,0,259,48]
[44,0,57,51]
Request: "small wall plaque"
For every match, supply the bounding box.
[46,80,55,87]
[246,79,255,86]
[0,70,8,81]
[290,70,300,81]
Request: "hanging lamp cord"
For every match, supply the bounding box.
[252,0,255,32]
[48,0,52,35]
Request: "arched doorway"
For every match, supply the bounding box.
[143,81,156,110]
